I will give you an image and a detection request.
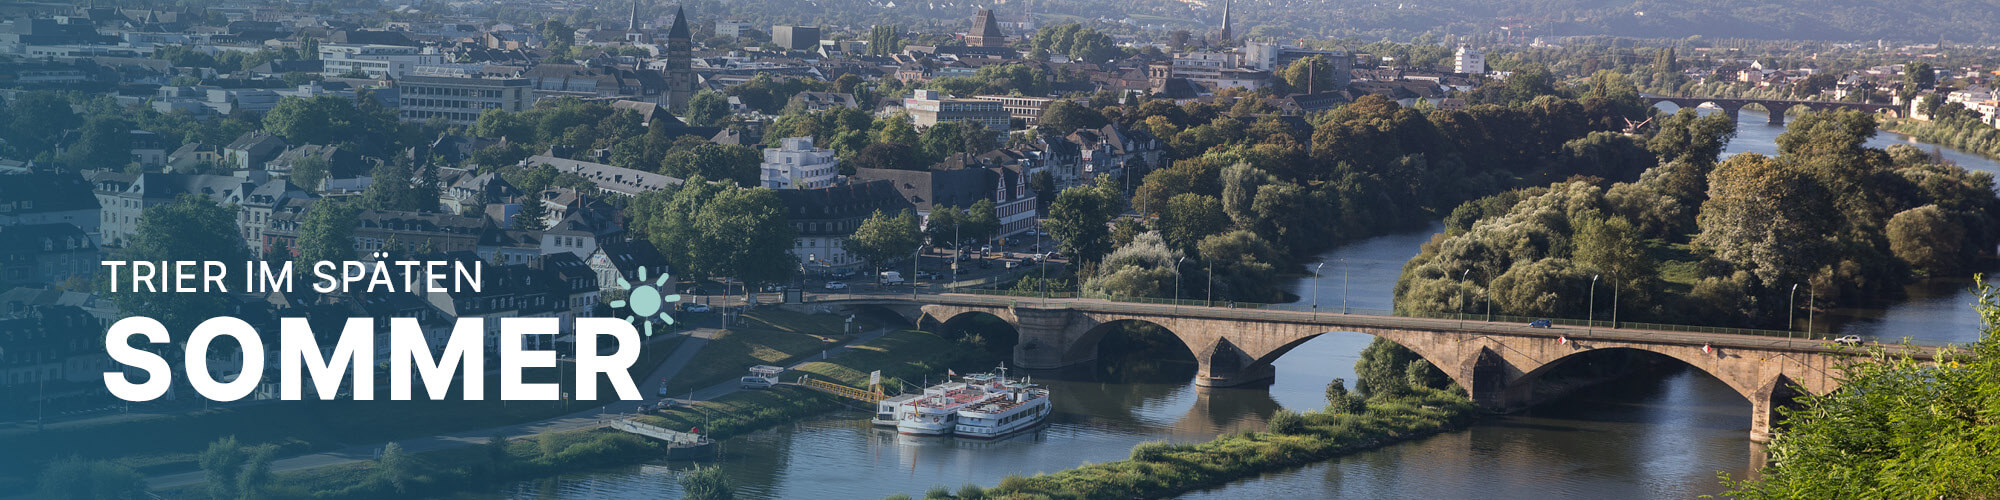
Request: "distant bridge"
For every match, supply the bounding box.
[1644,95,1900,125]
[797,291,1950,441]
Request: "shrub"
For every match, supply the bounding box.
[678,465,733,500]
[1267,409,1306,434]
[1129,440,1176,462]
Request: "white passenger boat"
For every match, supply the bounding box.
[895,377,1005,435]
[951,366,1051,439]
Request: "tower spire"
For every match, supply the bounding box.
[1219,0,1233,43]
[629,0,640,32]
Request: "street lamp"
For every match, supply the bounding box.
[1807,286,1815,337]
[1206,259,1215,307]
[1313,261,1326,320]
[1788,283,1799,337]
[1459,269,1472,328]
[1587,274,1600,333]
[1174,256,1187,312]
[1341,258,1349,314]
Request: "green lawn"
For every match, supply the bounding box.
[1647,238,1703,293]
[657,308,880,396]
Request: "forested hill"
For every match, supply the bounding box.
[575,0,1995,44]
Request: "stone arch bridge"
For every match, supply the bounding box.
[804,293,1943,441]
[1644,95,1900,125]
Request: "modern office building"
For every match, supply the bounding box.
[760,137,841,189]
[396,75,533,125]
[905,89,1010,132]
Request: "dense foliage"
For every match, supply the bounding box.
[1724,284,2000,497]
[1397,109,1999,328]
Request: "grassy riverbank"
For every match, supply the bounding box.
[1881,117,2000,161]
[158,327,1000,499]
[902,388,1479,500]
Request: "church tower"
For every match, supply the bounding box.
[1218,0,1233,44]
[665,6,695,113]
[629,0,640,32]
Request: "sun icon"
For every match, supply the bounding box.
[609,266,681,337]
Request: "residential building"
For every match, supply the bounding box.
[523,155,682,197]
[588,239,669,294]
[773,180,913,274]
[1454,46,1485,74]
[395,75,533,125]
[0,224,97,289]
[788,92,861,112]
[0,171,100,244]
[854,160,1038,240]
[760,137,840,189]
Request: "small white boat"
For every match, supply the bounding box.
[952,366,1051,439]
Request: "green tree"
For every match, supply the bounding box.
[849,209,922,272]
[1724,285,2000,498]
[661,143,761,187]
[198,436,247,500]
[113,195,246,333]
[1885,204,1967,275]
[1037,99,1104,134]
[514,195,548,229]
[1084,231,1180,298]
[1693,153,1837,287]
[1904,61,1936,90]
[296,200,360,270]
[1043,178,1122,265]
[362,160,432,211]
[378,441,411,494]
[1353,338,1422,397]
[1156,193,1227,253]
[689,187,797,290]
[1279,55,1335,94]
[685,90,731,127]
[4,92,82,159]
[236,444,277,499]
[64,116,134,171]
[848,142,923,171]
[963,198,1000,244]
[1324,378,1364,414]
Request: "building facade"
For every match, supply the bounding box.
[396,75,533,125]
[760,137,840,189]
[906,89,1011,132]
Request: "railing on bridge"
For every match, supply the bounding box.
[808,287,1956,347]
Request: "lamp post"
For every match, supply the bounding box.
[1313,261,1326,320]
[912,245,923,299]
[1459,269,1472,328]
[1807,287,1815,337]
[1587,274,1600,333]
[1787,283,1799,338]
[1174,256,1187,313]
[1206,259,1215,307]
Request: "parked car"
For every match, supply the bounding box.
[680,303,711,313]
[1833,335,1863,345]
[1528,318,1553,328]
[915,271,938,279]
[1004,260,1021,269]
[825,281,848,290]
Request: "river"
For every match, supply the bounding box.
[490,108,1998,499]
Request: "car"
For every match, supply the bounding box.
[1833,335,1863,345]
[1528,318,1553,328]
[679,303,711,313]
[825,281,848,290]
[1004,260,1021,269]
[914,271,938,279]
[980,245,994,253]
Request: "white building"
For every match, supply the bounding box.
[1455,47,1485,74]
[760,137,841,189]
[318,43,445,79]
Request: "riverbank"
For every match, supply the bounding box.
[166,327,1002,499]
[907,388,1479,500]
[1880,117,2000,162]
